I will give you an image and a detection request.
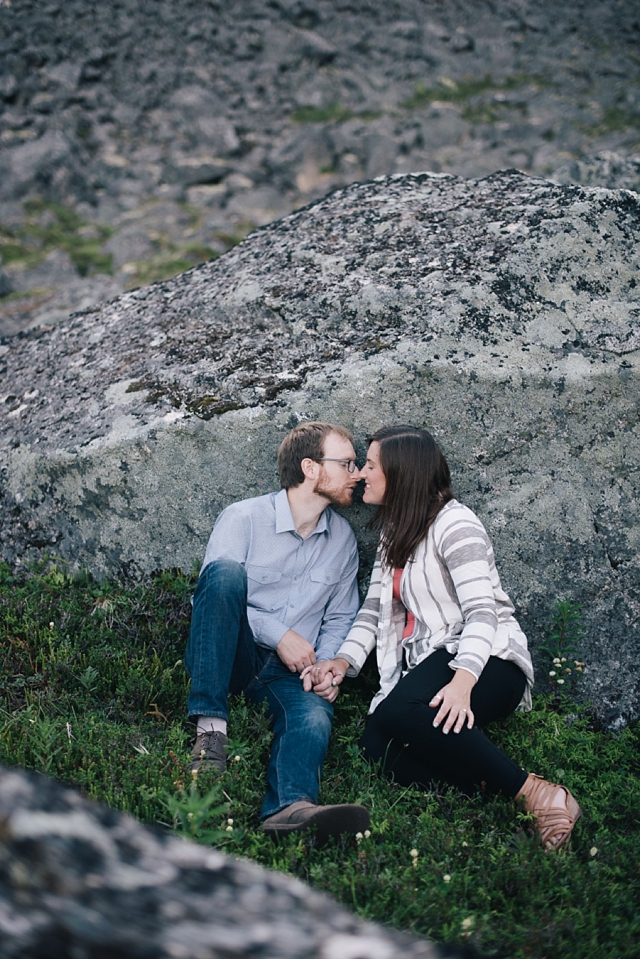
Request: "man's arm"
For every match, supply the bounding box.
[202,503,298,652]
[313,535,360,662]
[201,504,251,569]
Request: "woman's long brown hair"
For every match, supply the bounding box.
[368,425,453,569]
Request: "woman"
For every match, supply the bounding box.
[308,425,581,850]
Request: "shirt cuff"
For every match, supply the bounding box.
[334,652,361,678]
[448,658,482,681]
[248,612,290,650]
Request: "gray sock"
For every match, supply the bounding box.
[196,716,227,736]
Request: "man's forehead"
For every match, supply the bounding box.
[323,431,355,456]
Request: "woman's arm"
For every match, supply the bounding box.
[435,506,498,680]
[427,505,499,731]
[330,556,384,677]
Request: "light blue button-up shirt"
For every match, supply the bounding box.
[201,489,360,661]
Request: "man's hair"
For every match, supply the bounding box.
[278,421,354,489]
[368,424,453,569]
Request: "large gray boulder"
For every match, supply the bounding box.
[1,170,639,726]
[0,764,444,959]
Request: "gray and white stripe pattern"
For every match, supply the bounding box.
[337,500,534,714]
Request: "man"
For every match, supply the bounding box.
[184,421,370,842]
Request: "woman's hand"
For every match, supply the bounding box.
[429,668,477,734]
[300,658,349,702]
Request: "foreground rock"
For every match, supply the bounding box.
[0,765,447,959]
[1,169,639,727]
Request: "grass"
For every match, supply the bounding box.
[0,199,225,293]
[125,247,220,288]
[0,198,113,278]
[291,102,383,124]
[1,560,639,958]
[580,105,640,136]
[400,74,545,123]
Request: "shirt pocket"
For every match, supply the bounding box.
[310,567,342,587]
[247,565,283,585]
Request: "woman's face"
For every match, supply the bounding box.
[362,441,386,505]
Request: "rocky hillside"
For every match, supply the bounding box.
[1,0,639,335]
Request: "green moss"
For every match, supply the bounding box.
[582,106,640,134]
[186,396,247,418]
[214,229,252,249]
[0,240,35,265]
[291,103,384,125]
[0,199,114,277]
[125,244,219,289]
[291,102,354,124]
[400,73,545,121]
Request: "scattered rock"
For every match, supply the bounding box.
[552,151,640,193]
[0,131,80,200]
[1,0,639,333]
[0,169,638,728]
[0,764,449,959]
[0,271,12,299]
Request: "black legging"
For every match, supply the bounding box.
[360,648,528,798]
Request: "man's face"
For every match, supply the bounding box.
[313,432,360,507]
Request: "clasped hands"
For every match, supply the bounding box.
[275,630,347,703]
[300,657,349,703]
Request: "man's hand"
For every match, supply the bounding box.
[276,629,316,673]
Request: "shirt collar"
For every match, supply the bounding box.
[274,488,330,536]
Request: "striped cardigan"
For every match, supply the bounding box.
[337,500,534,714]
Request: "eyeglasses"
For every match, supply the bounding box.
[316,458,359,473]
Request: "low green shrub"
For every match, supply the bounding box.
[1,561,638,958]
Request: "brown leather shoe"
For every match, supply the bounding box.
[190,731,228,774]
[260,800,370,844]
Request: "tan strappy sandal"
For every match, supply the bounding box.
[515,774,582,851]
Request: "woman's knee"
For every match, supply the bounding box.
[360,712,390,763]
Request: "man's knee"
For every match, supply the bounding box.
[196,559,247,602]
[300,695,333,741]
[200,558,246,585]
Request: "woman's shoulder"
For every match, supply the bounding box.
[434,498,479,523]
[432,499,487,538]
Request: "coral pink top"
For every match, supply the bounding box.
[392,568,415,640]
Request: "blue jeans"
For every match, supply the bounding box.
[184,559,334,819]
